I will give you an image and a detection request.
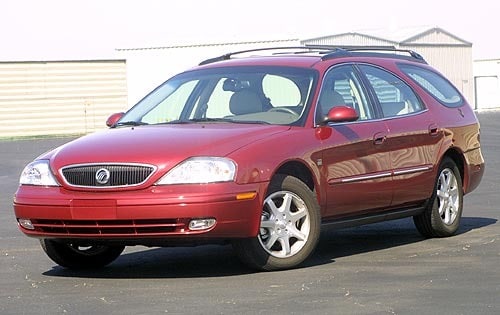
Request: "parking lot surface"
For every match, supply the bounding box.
[1,111,499,314]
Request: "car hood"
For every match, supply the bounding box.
[46,124,289,172]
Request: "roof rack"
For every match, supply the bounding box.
[198,46,335,65]
[305,44,396,51]
[198,45,426,65]
[315,45,426,62]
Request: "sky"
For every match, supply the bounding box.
[2,0,500,61]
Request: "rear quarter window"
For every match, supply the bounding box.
[398,64,463,108]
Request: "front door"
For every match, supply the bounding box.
[317,64,393,219]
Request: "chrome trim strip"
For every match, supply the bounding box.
[338,172,392,184]
[393,165,432,176]
[330,164,432,185]
[60,162,157,168]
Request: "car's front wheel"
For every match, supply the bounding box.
[413,157,463,237]
[40,239,125,269]
[232,175,321,271]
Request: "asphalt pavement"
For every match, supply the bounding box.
[1,111,499,315]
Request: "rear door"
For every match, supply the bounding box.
[358,64,442,206]
[318,64,393,218]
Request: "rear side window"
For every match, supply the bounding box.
[358,65,424,118]
[398,64,463,107]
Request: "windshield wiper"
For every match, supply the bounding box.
[230,120,271,125]
[157,118,270,125]
[187,118,234,123]
[187,118,271,125]
[115,121,149,127]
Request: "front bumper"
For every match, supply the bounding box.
[13,182,266,241]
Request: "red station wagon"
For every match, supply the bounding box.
[13,46,484,271]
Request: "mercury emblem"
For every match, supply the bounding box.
[95,168,111,185]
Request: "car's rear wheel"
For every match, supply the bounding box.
[413,157,463,237]
[40,239,125,269]
[232,175,320,271]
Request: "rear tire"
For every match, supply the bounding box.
[413,157,463,238]
[232,175,321,271]
[40,239,125,269]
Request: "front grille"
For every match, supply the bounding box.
[61,164,155,188]
[31,219,189,236]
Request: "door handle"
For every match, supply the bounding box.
[373,132,387,145]
[428,123,439,137]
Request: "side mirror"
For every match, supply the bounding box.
[106,112,125,127]
[323,106,359,124]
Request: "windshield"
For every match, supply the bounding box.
[118,66,316,126]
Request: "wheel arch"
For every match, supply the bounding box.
[441,148,465,190]
[275,161,315,190]
[273,161,324,206]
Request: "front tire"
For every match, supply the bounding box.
[232,175,321,271]
[413,157,463,237]
[40,239,125,269]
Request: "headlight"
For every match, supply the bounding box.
[156,157,236,185]
[19,160,59,186]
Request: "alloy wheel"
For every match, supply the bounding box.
[258,190,310,258]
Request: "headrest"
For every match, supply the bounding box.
[229,90,263,115]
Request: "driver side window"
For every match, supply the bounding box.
[320,65,373,120]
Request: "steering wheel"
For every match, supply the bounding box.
[268,107,298,115]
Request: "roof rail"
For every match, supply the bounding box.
[305,44,396,50]
[198,46,336,65]
[319,46,426,63]
[198,45,426,65]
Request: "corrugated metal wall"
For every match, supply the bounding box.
[0,60,127,138]
[409,32,456,44]
[302,33,394,47]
